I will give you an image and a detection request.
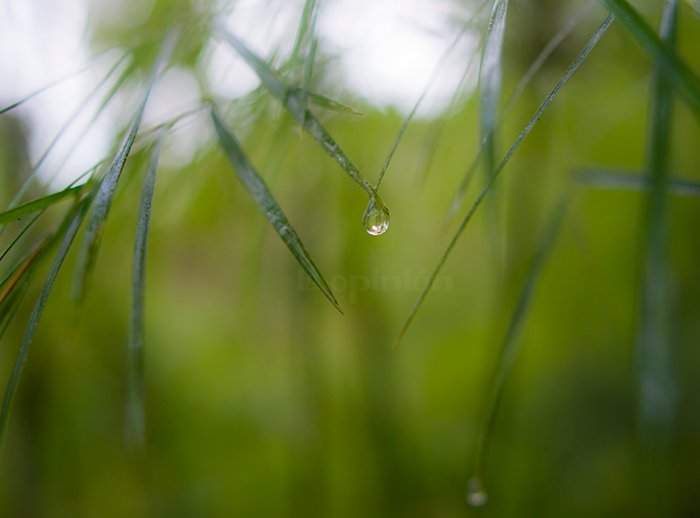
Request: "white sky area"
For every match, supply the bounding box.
[0,0,480,191]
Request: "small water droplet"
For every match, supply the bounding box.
[362,197,390,236]
[466,477,488,507]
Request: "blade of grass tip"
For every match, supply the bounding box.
[216,28,377,199]
[396,14,614,346]
[302,91,363,116]
[601,0,700,118]
[126,135,163,448]
[210,107,342,313]
[72,33,175,302]
[0,185,85,227]
[0,200,90,450]
[574,169,700,196]
[467,201,567,505]
[637,0,678,451]
[4,54,130,211]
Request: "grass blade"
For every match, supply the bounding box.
[216,28,377,199]
[573,169,700,195]
[0,185,85,226]
[601,0,700,118]
[211,107,342,313]
[126,136,163,448]
[396,14,614,345]
[468,201,567,505]
[637,0,678,451]
[0,200,91,450]
[72,34,175,301]
[303,90,362,116]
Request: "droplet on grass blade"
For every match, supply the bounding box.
[362,197,390,236]
[466,477,488,507]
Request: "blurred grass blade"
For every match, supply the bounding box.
[637,0,678,450]
[0,185,85,226]
[0,200,90,449]
[73,34,175,301]
[303,90,362,116]
[1,214,42,264]
[574,169,700,195]
[126,136,163,448]
[290,0,319,65]
[601,0,700,118]
[0,237,51,307]
[216,28,377,198]
[397,14,613,345]
[469,201,566,496]
[211,108,342,313]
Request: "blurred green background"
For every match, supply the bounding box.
[1,0,700,516]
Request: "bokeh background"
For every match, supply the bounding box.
[1,0,700,516]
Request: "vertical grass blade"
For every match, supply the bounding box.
[467,201,566,503]
[396,14,614,345]
[637,0,678,451]
[601,0,700,118]
[0,200,90,450]
[125,136,163,448]
[211,108,342,313]
[72,34,175,301]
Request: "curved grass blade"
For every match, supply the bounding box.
[601,0,700,118]
[396,14,614,345]
[126,135,163,448]
[468,201,566,503]
[0,185,85,226]
[0,214,42,265]
[574,169,700,195]
[0,200,91,450]
[211,108,342,313]
[72,34,175,302]
[637,0,678,451]
[216,28,377,198]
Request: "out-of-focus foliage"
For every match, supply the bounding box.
[1,0,700,516]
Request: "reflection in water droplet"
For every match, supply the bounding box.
[362,197,390,236]
[466,477,488,507]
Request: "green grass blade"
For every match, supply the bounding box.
[303,90,363,116]
[0,214,42,265]
[216,28,377,198]
[0,186,85,226]
[573,169,700,195]
[72,34,175,301]
[126,135,163,448]
[637,0,678,451]
[396,14,614,345]
[601,0,700,118]
[211,108,342,313]
[290,0,319,66]
[468,201,566,503]
[0,200,90,450]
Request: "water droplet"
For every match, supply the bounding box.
[362,197,390,236]
[466,477,488,507]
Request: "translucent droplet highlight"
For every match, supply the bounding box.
[362,197,390,236]
[466,477,488,507]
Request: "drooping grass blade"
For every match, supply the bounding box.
[601,0,700,118]
[574,169,700,195]
[126,136,163,448]
[396,14,614,345]
[637,0,678,451]
[211,108,342,313]
[467,201,566,505]
[0,185,85,226]
[72,34,175,302]
[0,200,91,449]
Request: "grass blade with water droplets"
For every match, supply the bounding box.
[211,108,342,313]
[126,136,163,448]
[396,14,614,345]
[601,0,700,118]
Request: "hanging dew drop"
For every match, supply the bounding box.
[362,197,390,236]
[466,477,488,507]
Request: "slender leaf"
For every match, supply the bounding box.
[126,136,163,448]
[211,108,342,313]
[0,186,85,226]
[396,14,614,345]
[601,0,700,118]
[0,200,91,449]
[303,90,362,116]
[468,201,566,502]
[574,169,700,195]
